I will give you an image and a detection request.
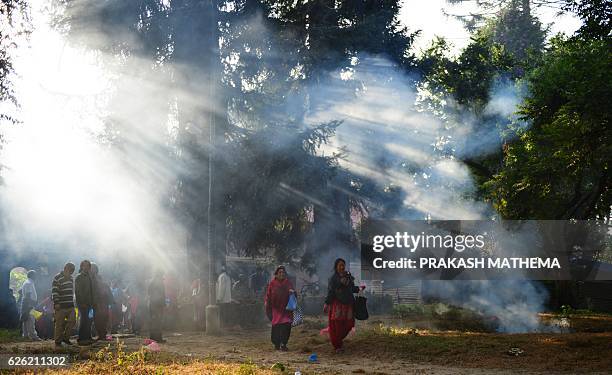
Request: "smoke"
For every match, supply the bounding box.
[453,78,528,159]
[300,55,547,332]
[423,280,550,333]
[0,1,549,332]
[306,56,491,220]
[0,3,187,276]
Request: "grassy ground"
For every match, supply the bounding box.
[0,329,25,344]
[2,313,612,374]
[9,357,278,374]
[4,341,278,375]
[350,324,612,373]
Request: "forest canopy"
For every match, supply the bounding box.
[0,0,609,274]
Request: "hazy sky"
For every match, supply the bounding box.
[400,0,582,54]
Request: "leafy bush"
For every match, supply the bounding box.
[393,304,425,319]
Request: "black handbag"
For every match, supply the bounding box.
[354,293,369,320]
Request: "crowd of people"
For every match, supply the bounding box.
[15,260,273,346]
[16,258,365,353]
[16,260,168,347]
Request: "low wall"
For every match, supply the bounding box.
[219,302,267,328]
[300,294,394,316]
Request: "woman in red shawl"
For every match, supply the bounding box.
[324,258,363,353]
[264,266,295,351]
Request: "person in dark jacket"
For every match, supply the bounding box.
[323,258,362,353]
[52,262,76,347]
[148,270,166,343]
[6,289,19,329]
[91,263,112,341]
[74,260,94,345]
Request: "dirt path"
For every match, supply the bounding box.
[0,326,557,374]
[139,329,517,375]
[3,315,611,374]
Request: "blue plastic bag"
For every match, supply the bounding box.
[286,293,297,311]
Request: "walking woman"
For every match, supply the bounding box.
[324,258,362,353]
[264,266,295,351]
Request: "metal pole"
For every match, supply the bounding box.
[207,50,216,307]
[205,0,221,335]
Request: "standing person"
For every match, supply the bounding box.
[110,280,123,333]
[35,292,54,339]
[163,273,178,330]
[323,258,362,353]
[52,262,76,347]
[216,267,232,304]
[254,267,267,298]
[148,270,166,343]
[248,268,264,298]
[75,260,94,346]
[7,288,19,329]
[232,274,249,302]
[264,266,295,351]
[20,270,41,341]
[90,263,112,340]
[191,277,203,329]
[128,282,143,335]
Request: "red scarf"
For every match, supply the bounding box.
[266,278,293,310]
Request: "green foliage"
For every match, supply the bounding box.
[221,120,343,265]
[393,304,426,318]
[453,32,515,110]
[9,268,27,298]
[0,0,29,131]
[0,328,24,343]
[50,0,414,269]
[560,304,574,317]
[205,0,417,266]
[564,0,612,39]
[417,30,517,201]
[94,340,148,370]
[28,1,612,272]
[261,0,417,75]
[418,1,550,210]
[480,1,546,63]
[419,29,515,115]
[486,36,611,219]
[445,0,563,33]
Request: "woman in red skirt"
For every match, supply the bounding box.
[324,258,363,353]
[264,266,295,351]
